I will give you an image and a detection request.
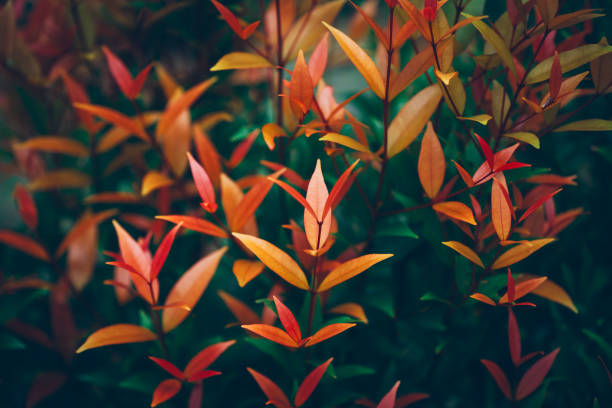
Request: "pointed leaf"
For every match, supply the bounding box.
[290,50,314,119]
[517,274,577,313]
[218,290,261,324]
[76,324,157,353]
[492,239,555,269]
[28,170,91,191]
[442,241,484,268]
[526,44,612,84]
[418,122,445,198]
[247,368,292,408]
[377,380,400,408]
[470,293,496,306]
[149,356,185,380]
[184,340,236,379]
[0,231,50,262]
[230,170,284,232]
[432,202,477,225]
[150,223,181,281]
[151,379,182,407]
[305,323,356,347]
[16,137,88,157]
[319,133,370,152]
[187,152,217,212]
[141,171,174,196]
[318,254,393,292]
[553,119,612,132]
[515,348,560,400]
[481,359,512,400]
[242,324,299,348]
[328,302,368,323]
[295,358,334,407]
[156,215,227,238]
[210,52,273,71]
[232,259,265,287]
[304,159,331,250]
[491,179,512,240]
[273,296,302,343]
[500,277,547,304]
[508,308,521,366]
[73,103,148,140]
[464,13,517,78]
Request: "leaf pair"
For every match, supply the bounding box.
[248,357,333,408]
[149,340,235,406]
[210,0,260,40]
[102,46,152,100]
[470,269,547,307]
[242,297,355,348]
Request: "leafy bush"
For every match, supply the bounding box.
[0,0,611,407]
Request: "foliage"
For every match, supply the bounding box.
[0,0,611,407]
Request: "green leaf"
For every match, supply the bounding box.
[375,225,419,239]
[334,365,376,379]
[0,333,25,350]
[553,119,612,132]
[526,44,612,84]
[582,329,612,360]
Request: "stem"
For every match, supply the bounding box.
[307,220,324,337]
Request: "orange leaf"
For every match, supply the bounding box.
[517,274,578,313]
[156,77,217,138]
[389,44,440,101]
[16,136,89,157]
[491,239,555,269]
[323,22,385,99]
[491,179,512,240]
[349,0,389,49]
[305,323,356,347]
[0,230,50,262]
[470,293,496,306]
[418,122,445,199]
[328,302,368,323]
[227,128,259,169]
[442,241,484,268]
[184,340,236,379]
[232,233,309,290]
[305,159,331,250]
[187,152,217,212]
[66,217,98,292]
[262,123,287,150]
[317,254,393,292]
[269,178,318,221]
[151,379,182,407]
[73,103,148,140]
[499,277,547,304]
[232,259,264,287]
[273,296,302,344]
[294,357,333,407]
[230,169,284,232]
[162,246,227,332]
[141,171,174,196]
[76,324,157,353]
[28,170,91,191]
[452,160,474,188]
[218,290,261,325]
[155,215,227,238]
[397,0,431,41]
[194,126,222,187]
[247,368,292,408]
[323,159,360,219]
[290,50,314,120]
[432,201,477,225]
[242,324,299,348]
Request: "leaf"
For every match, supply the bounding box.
[387,84,442,157]
[210,52,273,71]
[26,372,67,408]
[247,368,292,408]
[432,202,477,225]
[304,159,331,250]
[515,348,561,400]
[149,356,185,380]
[97,112,160,152]
[508,308,521,366]
[60,72,99,134]
[377,380,400,408]
[290,50,314,120]
[323,22,385,99]
[273,296,302,344]
[56,210,117,257]
[231,170,283,231]
[233,259,264,287]
[499,277,547,304]
[66,219,98,292]
[262,123,287,150]
[491,178,512,240]
[218,290,261,324]
[76,324,157,353]
[319,133,370,152]
[14,184,37,231]
[504,132,540,149]
[187,152,217,212]
[28,170,91,191]
[464,13,517,79]
[150,224,182,281]
[232,233,309,290]
[553,119,612,132]
[442,241,484,268]
[242,324,299,348]
[184,340,236,379]
[295,358,333,407]
[519,189,561,223]
[470,293,496,306]
[518,274,578,313]
[112,220,152,282]
[317,254,393,292]
[549,51,561,100]
[16,136,89,157]
[141,171,174,196]
[305,323,356,347]
[282,0,344,61]
[418,122,446,199]
[526,44,612,84]
[328,302,368,323]
[74,103,148,140]
[389,45,438,101]
[481,359,512,400]
[156,215,227,238]
[457,114,493,126]
[102,46,152,100]
[156,77,217,138]
[228,128,259,169]
[162,247,228,332]
[151,379,182,407]
[492,239,555,269]
[0,230,50,262]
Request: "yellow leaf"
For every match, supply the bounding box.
[492,239,556,269]
[442,241,484,268]
[432,201,477,225]
[504,132,540,149]
[387,84,442,157]
[323,22,385,99]
[418,122,445,199]
[317,254,393,292]
[319,133,370,153]
[232,233,309,290]
[434,68,458,85]
[210,52,273,71]
[76,324,157,353]
[553,119,612,132]
[141,171,174,196]
[232,259,264,287]
[162,247,228,332]
[16,136,88,157]
[518,274,578,313]
[262,123,287,150]
[160,94,191,176]
[28,170,90,191]
[328,302,368,323]
[457,114,492,126]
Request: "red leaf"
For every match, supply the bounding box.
[308,33,329,86]
[273,296,302,344]
[128,63,153,99]
[156,215,227,238]
[507,269,516,303]
[150,223,181,281]
[515,348,560,400]
[102,46,134,99]
[14,184,37,231]
[0,230,50,262]
[247,367,292,408]
[269,178,318,220]
[184,340,236,379]
[495,162,531,172]
[228,128,259,169]
[519,188,561,223]
[26,371,67,408]
[376,380,400,408]
[151,379,182,407]
[60,72,99,133]
[395,393,430,407]
[149,356,185,380]
[549,51,561,100]
[187,152,217,213]
[481,359,512,400]
[187,370,221,382]
[323,159,359,219]
[210,0,245,39]
[475,133,494,169]
[508,308,521,366]
[294,357,333,407]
